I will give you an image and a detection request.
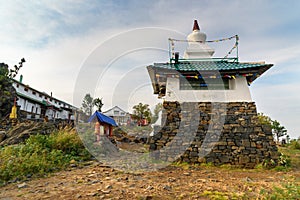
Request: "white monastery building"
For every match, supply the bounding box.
[12,77,76,121]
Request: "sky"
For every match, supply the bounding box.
[0,0,300,139]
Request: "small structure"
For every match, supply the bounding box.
[147,20,278,167]
[88,111,117,137]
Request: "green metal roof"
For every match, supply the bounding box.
[16,92,44,105]
[147,59,274,97]
[153,61,273,71]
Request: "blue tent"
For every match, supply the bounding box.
[88,111,117,126]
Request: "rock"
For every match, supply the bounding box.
[0,121,56,146]
[26,174,32,178]
[0,131,6,142]
[17,182,28,189]
[70,164,77,168]
[143,196,153,200]
[145,185,154,190]
[100,190,111,194]
[162,185,171,191]
[168,177,176,182]
[244,177,253,182]
[87,192,98,196]
[105,185,113,189]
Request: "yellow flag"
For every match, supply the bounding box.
[9,105,17,119]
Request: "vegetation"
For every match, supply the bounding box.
[93,97,104,112]
[259,183,300,200]
[272,120,288,142]
[81,93,94,116]
[151,102,163,123]
[131,103,152,125]
[257,113,272,125]
[0,58,25,119]
[81,94,104,115]
[0,128,91,185]
[290,138,300,150]
[279,138,300,170]
[258,113,288,142]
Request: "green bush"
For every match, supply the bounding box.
[0,128,91,185]
[290,139,300,150]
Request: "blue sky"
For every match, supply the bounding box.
[0,0,300,138]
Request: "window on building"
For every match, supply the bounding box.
[32,91,36,95]
[114,110,120,115]
[24,88,28,92]
[45,97,47,100]
[16,84,19,88]
[180,77,230,90]
[31,106,34,113]
[39,94,42,98]
[50,99,52,102]
[36,107,38,114]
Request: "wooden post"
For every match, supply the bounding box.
[109,126,113,137]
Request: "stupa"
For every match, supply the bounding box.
[147,20,279,168]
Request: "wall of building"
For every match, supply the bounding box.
[165,76,252,102]
[149,101,279,168]
[12,81,75,120]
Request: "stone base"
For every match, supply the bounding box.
[148,101,279,168]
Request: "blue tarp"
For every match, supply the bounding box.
[87,111,118,126]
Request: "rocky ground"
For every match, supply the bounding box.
[1,159,299,200]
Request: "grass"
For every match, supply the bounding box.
[278,141,300,170]
[0,128,91,185]
[201,190,245,200]
[259,183,300,200]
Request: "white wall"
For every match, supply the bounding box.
[165,76,252,102]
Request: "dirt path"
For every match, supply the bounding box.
[1,161,299,200]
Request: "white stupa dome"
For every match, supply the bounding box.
[183,20,215,59]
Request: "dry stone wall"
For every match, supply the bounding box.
[149,101,279,168]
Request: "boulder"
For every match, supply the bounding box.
[0,131,6,142]
[0,121,56,146]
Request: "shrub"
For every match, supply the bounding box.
[0,128,91,185]
[290,139,300,150]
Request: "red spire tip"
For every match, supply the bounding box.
[193,20,200,31]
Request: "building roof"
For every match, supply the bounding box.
[88,111,117,126]
[152,60,273,71]
[147,59,273,97]
[13,79,77,110]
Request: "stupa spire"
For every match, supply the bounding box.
[193,19,200,31]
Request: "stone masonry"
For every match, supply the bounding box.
[149,101,279,168]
